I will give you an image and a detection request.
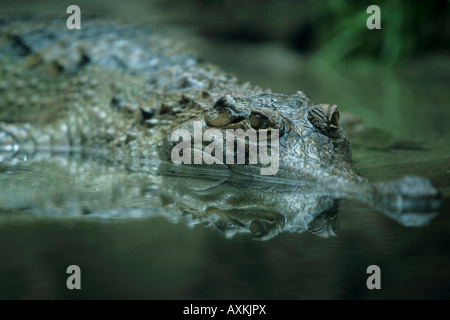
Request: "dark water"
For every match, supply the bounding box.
[0,0,449,300]
[0,148,449,300]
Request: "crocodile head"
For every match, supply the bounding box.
[164,91,353,181]
[162,91,441,215]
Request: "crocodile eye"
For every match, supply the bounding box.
[248,108,285,135]
[308,104,340,138]
[249,113,269,129]
[205,108,232,127]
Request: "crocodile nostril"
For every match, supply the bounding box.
[329,106,340,129]
[308,104,340,138]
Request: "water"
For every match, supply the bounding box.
[0,116,448,300]
[0,1,449,300]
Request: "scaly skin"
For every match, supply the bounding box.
[0,16,442,216]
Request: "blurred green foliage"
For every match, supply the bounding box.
[312,0,449,65]
[159,0,449,65]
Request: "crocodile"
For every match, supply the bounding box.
[0,16,442,226]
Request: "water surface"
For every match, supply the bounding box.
[0,1,449,300]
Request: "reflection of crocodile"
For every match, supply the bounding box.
[0,153,437,240]
[159,170,440,239]
[0,16,442,218]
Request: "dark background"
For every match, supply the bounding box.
[0,0,449,299]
